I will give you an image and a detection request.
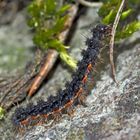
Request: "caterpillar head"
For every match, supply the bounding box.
[91,24,112,41]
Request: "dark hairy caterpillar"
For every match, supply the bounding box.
[12,24,112,129]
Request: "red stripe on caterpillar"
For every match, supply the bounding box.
[12,24,112,129]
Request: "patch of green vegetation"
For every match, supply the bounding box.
[98,0,140,40]
[27,0,76,69]
[0,107,5,120]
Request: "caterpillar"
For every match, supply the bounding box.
[12,24,112,129]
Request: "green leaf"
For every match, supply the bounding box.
[116,21,140,39]
[53,16,68,34]
[46,39,66,51]
[44,0,56,15]
[60,51,77,69]
[28,17,40,27]
[56,5,70,16]
[33,30,47,46]
[102,10,116,24]
[102,8,133,24]
[28,2,41,18]
[121,9,133,20]
[124,21,140,34]
[98,0,120,18]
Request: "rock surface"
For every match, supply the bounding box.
[19,40,140,140]
[0,11,33,74]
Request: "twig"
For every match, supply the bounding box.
[77,0,102,7]
[109,0,126,84]
[28,50,58,97]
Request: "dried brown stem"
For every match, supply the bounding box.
[109,0,126,84]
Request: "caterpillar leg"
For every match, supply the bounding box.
[77,92,88,107]
[66,104,75,117]
[53,110,62,122]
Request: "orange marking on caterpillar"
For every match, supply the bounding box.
[64,100,73,108]
[82,75,88,83]
[87,63,92,72]
[74,88,83,99]
[53,109,61,114]
[31,115,39,120]
[82,64,92,83]
[43,114,49,118]
[20,118,29,126]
